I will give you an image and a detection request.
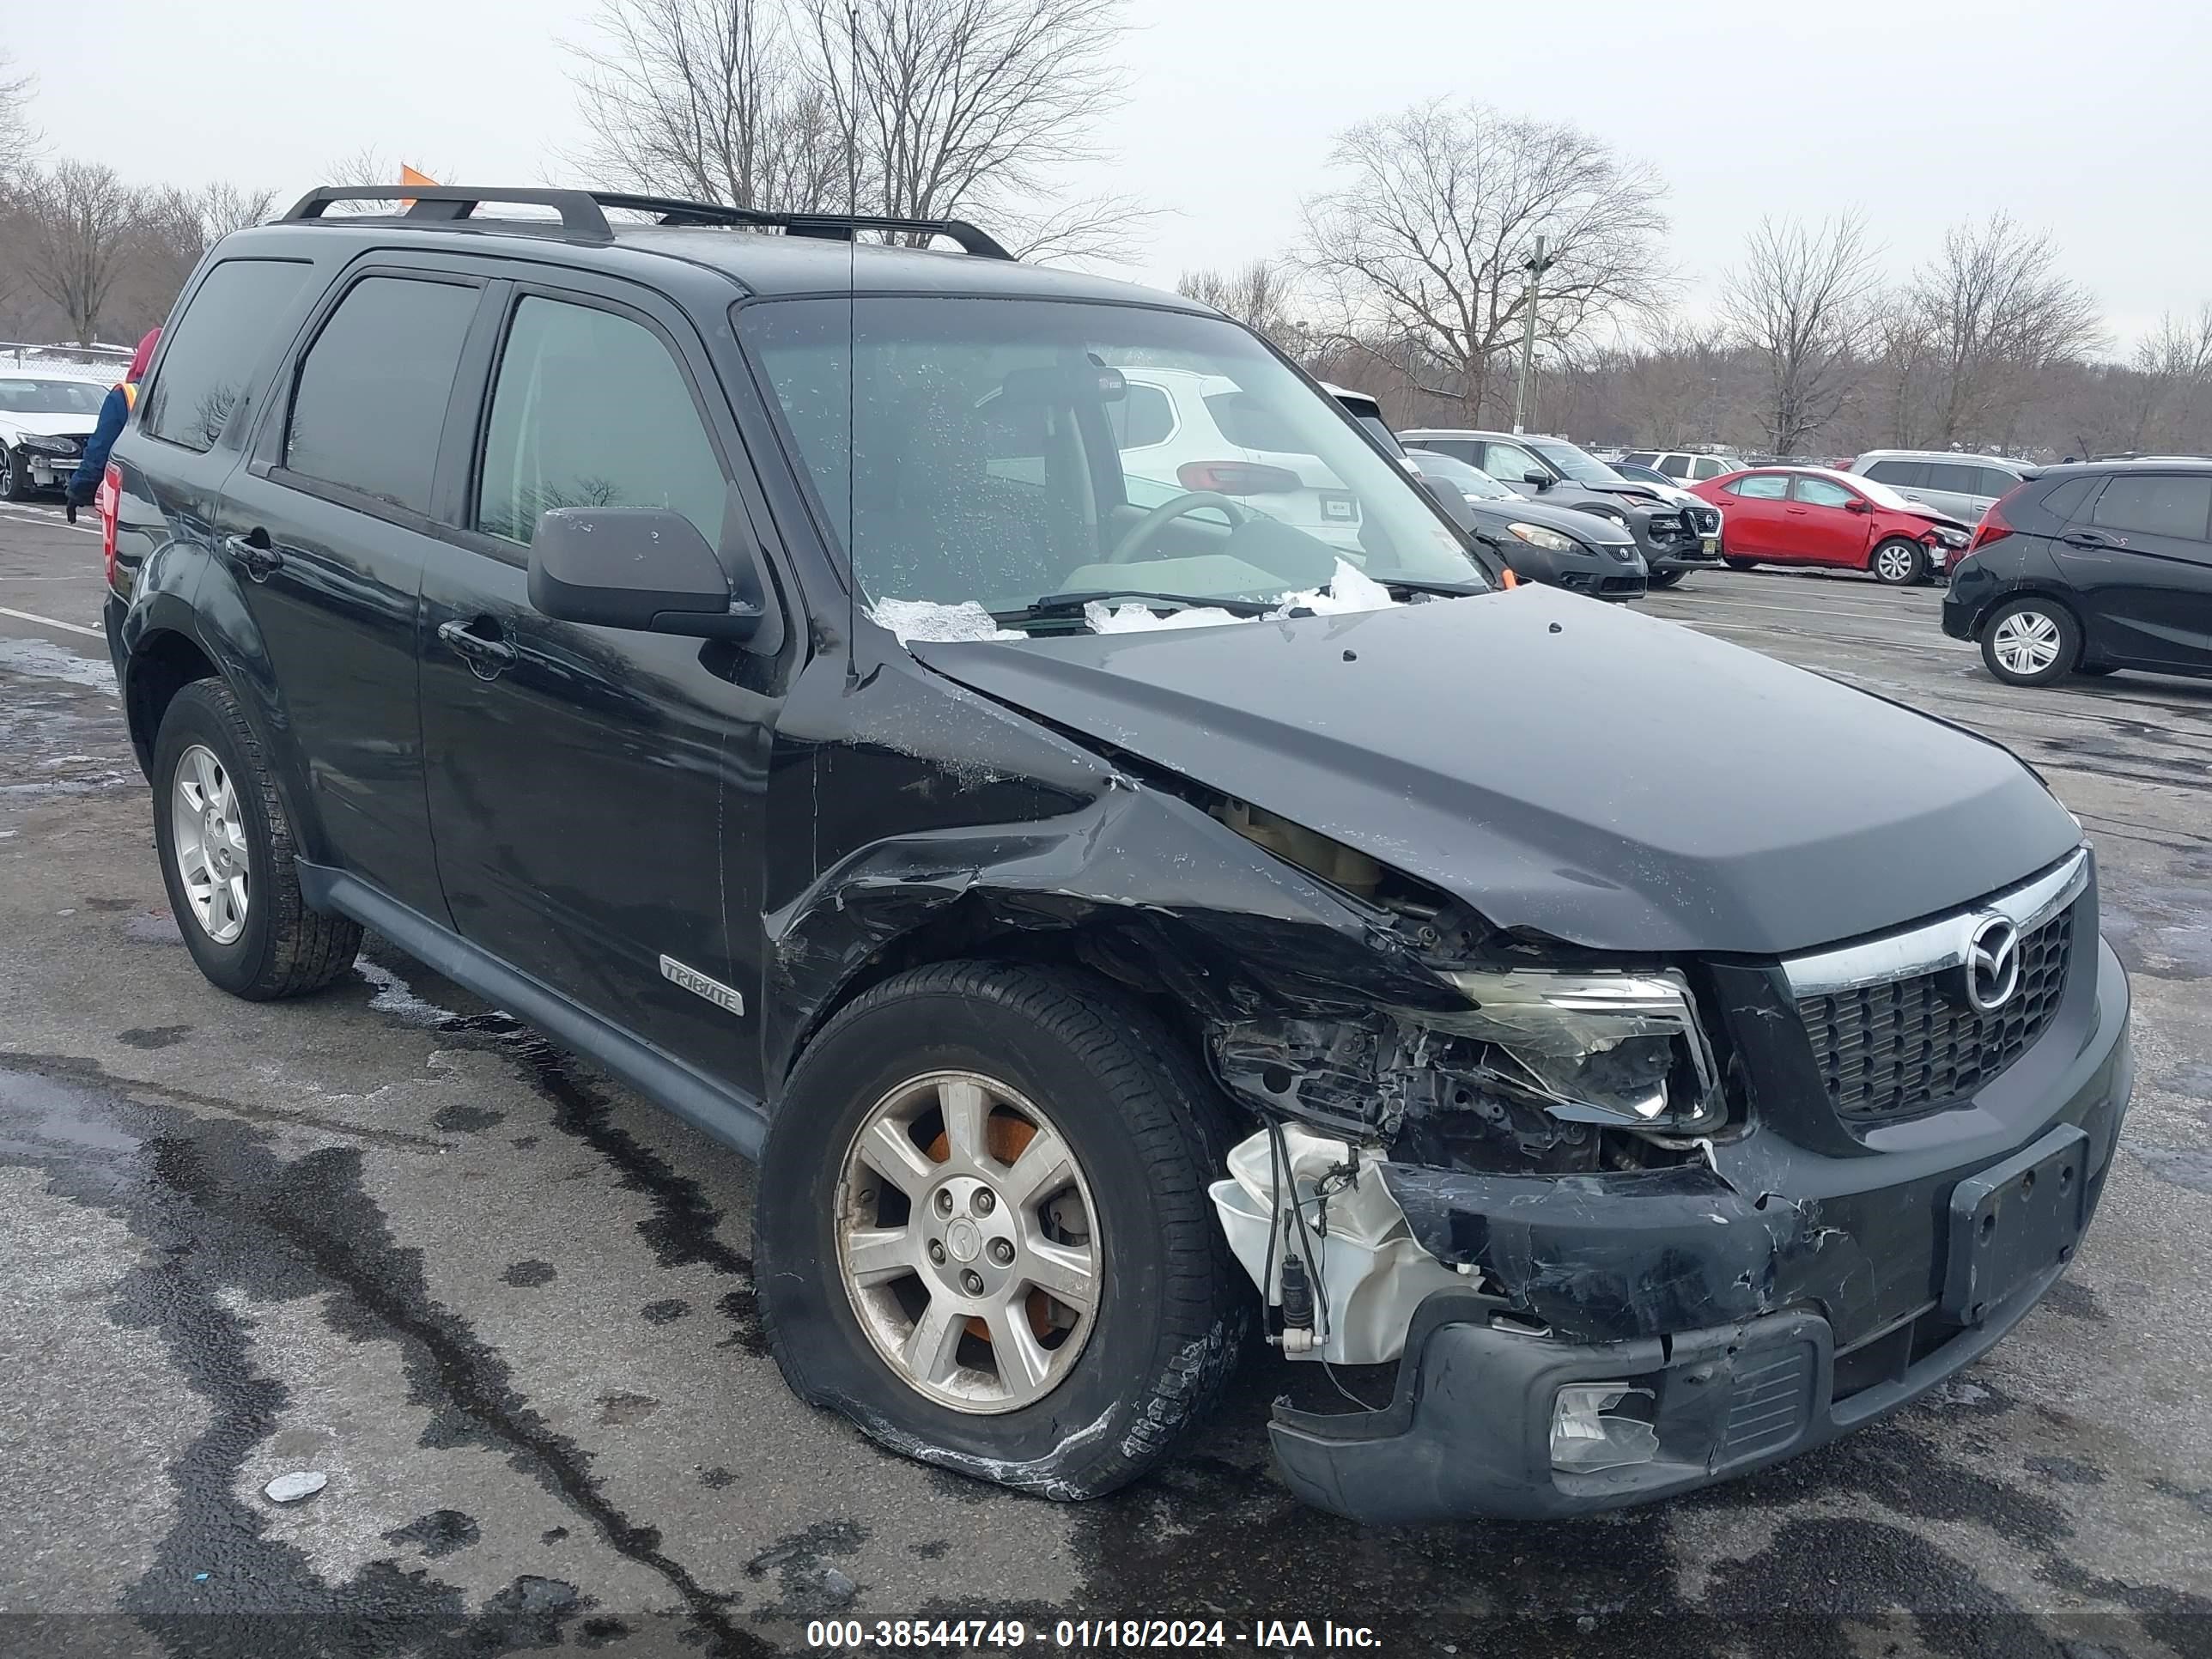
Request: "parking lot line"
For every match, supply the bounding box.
[0,504,101,538]
[0,604,102,640]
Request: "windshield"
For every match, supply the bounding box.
[1408,450,1516,500]
[1528,439,1632,486]
[0,377,107,416]
[1828,471,1926,514]
[738,296,1483,616]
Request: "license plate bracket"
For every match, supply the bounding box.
[1942,1124,2090,1324]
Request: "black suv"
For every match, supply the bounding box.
[1400,428,1725,586]
[102,186,2130,1524]
[1943,460,2212,686]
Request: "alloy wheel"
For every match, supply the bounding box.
[171,744,250,944]
[835,1070,1101,1414]
[1991,609,2063,676]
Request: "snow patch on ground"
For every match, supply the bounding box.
[0,638,116,693]
[355,958,462,1027]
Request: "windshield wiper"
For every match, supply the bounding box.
[1370,576,1491,598]
[992,588,1278,626]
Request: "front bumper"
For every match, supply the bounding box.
[1268,937,2132,1523]
[9,441,84,490]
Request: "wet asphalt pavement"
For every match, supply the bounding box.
[1,496,2208,1657]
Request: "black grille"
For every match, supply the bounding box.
[1686,504,1720,534]
[1646,513,1686,543]
[1718,1340,1816,1463]
[1798,908,2075,1124]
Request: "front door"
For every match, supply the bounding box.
[417,275,785,1096]
[2059,471,2212,671]
[1784,474,1875,568]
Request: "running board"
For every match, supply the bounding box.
[298,861,769,1159]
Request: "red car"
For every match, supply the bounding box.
[1689,466,1973,586]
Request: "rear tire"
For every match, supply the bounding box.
[1871,538,1927,586]
[754,961,1248,1501]
[151,678,363,999]
[1979,597,2081,687]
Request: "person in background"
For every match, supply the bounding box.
[64,328,160,522]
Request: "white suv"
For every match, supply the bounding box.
[1619,450,1748,483]
[1111,368,1367,550]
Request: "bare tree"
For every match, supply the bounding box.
[1177,258,1300,345]
[0,50,36,179]
[17,162,142,345]
[1720,213,1881,454]
[2124,303,2212,451]
[1297,100,1674,426]
[1910,214,2104,447]
[801,0,1136,253]
[567,0,846,211]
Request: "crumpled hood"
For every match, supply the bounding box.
[910,586,2081,956]
[0,413,97,441]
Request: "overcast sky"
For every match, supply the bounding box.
[17,0,2209,348]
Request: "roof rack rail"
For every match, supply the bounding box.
[282,185,620,243]
[591,193,1013,258]
[278,185,1015,260]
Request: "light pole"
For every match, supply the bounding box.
[1511,234,1552,435]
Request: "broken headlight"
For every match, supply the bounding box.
[1429,969,1723,1133]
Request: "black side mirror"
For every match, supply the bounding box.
[527,505,781,653]
[1523,471,1551,490]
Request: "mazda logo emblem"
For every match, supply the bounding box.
[1966,915,2022,1012]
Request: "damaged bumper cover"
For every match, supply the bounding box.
[1267,938,2132,1523]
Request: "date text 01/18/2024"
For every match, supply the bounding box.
[805,1620,1383,1650]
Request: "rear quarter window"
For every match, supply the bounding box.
[142,258,316,453]
[1866,459,1929,488]
[2038,477,2095,522]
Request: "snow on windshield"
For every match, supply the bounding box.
[871,559,1402,643]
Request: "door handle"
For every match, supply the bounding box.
[222,530,284,580]
[437,617,518,677]
[2061,530,2116,550]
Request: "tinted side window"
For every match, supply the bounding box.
[1729,475,1790,500]
[2039,477,2094,522]
[477,296,726,550]
[1865,459,1929,488]
[1206,390,1304,453]
[1794,476,1856,508]
[142,258,314,453]
[283,276,478,516]
[1978,466,2021,497]
[1620,452,1657,467]
[1109,383,1175,449]
[1481,441,1546,482]
[2088,475,2212,541]
[1657,454,1690,477]
[1923,462,1981,495]
[1690,457,1727,480]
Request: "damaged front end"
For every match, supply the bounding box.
[1198,842,2135,1522]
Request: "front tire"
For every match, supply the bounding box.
[151,678,362,999]
[2,447,35,502]
[1723,556,1759,572]
[755,961,1247,1500]
[1980,597,2081,687]
[1872,538,1927,586]
[1644,568,1687,589]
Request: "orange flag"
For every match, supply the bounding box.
[398,164,438,209]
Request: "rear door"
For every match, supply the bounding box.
[1717,472,1790,553]
[212,259,487,922]
[416,271,787,1094]
[1785,474,1875,567]
[2059,472,2212,670]
[1474,438,1551,494]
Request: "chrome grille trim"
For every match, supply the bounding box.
[1778,846,2089,999]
